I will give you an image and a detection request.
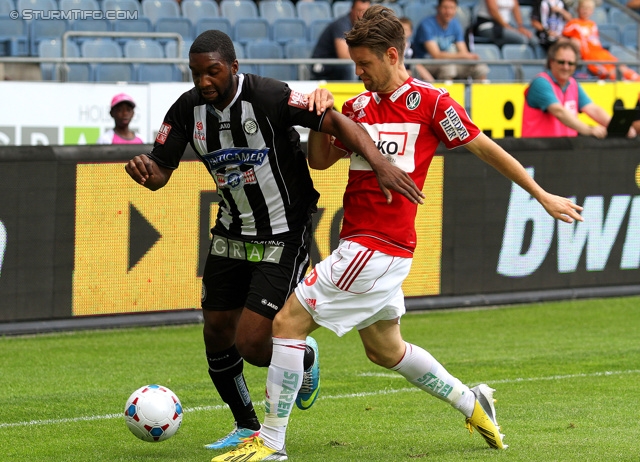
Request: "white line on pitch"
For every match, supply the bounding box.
[2,369,638,429]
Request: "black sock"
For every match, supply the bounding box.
[303,343,315,371]
[206,345,260,431]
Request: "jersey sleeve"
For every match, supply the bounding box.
[576,83,593,110]
[431,92,480,149]
[147,92,193,170]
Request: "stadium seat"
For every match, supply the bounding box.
[0,16,28,56]
[502,44,536,82]
[485,63,516,81]
[622,24,639,49]
[195,17,232,37]
[591,6,609,26]
[155,17,194,41]
[141,0,181,25]
[608,8,637,28]
[296,0,332,27]
[219,0,259,26]
[271,18,307,46]
[246,39,297,80]
[456,5,471,30]
[598,24,621,49]
[60,0,101,22]
[379,2,403,17]
[16,0,56,16]
[284,39,314,80]
[233,17,270,46]
[125,37,178,83]
[332,0,350,18]
[81,38,129,81]
[403,3,435,26]
[112,17,154,34]
[232,40,245,59]
[38,38,90,81]
[181,0,219,26]
[165,39,192,81]
[0,0,15,16]
[29,18,69,56]
[94,63,134,81]
[473,43,502,61]
[518,4,532,27]
[259,0,296,24]
[70,18,112,40]
[609,44,639,70]
[102,0,141,16]
[308,18,332,44]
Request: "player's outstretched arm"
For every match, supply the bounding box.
[466,133,584,223]
[125,154,173,191]
[307,130,346,170]
[320,109,425,205]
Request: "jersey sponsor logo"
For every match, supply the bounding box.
[376,131,407,156]
[406,91,421,110]
[243,118,258,135]
[219,121,231,130]
[439,106,470,141]
[305,298,317,310]
[202,147,269,170]
[390,83,411,102]
[155,122,171,144]
[304,268,318,286]
[352,95,371,111]
[196,121,203,131]
[210,235,284,263]
[288,90,308,109]
[356,109,366,119]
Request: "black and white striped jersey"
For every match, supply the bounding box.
[148,73,327,237]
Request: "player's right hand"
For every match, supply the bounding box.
[125,154,154,185]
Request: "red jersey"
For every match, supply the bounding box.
[335,77,480,257]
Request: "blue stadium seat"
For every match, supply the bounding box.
[17,0,56,16]
[29,18,69,56]
[94,63,134,81]
[403,3,435,26]
[473,43,502,61]
[0,16,28,56]
[195,17,232,37]
[124,37,164,58]
[112,17,153,34]
[125,38,175,81]
[485,63,516,81]
[622,24,639,48]
[0,0,15,16]
[141,0,181,25]
[181,0,219,27]
[308,18,332,44]
[259,0,296,24]
[271,18,307,46]
[598,24,621,49]
[81,38,131,81]
[608,8,637,28]
[60,0,101,22]
[284,39,314,80]
[332,0,350,18]
[609,44,638,70]
[102,0,141,16]
[232,40,244,59]
[233,17,270,46]
[165,39,192,81]
[219,0,258,26]
[246,39,297,80]
[296,0,332,27]
[502,44,536,82]
[155,17,194,41]
[38,38,89,81]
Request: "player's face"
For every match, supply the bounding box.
[189,52,239,110]
[111,103,134,128]
[550,48,577,85]
[350,46,395,93]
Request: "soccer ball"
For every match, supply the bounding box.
[124,384,183,442]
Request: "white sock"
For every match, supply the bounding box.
[391,342,475,418]
[260,337,306,451]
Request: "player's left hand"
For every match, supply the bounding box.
[540,193,584,223]
[306,89,335,115]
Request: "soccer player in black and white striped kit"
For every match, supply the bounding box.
[124,29,424,450]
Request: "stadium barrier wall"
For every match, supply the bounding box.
[1,137,640,331]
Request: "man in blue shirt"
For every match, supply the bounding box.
[310,0,371,80]
[412,0,488,81]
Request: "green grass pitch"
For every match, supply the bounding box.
[1,296,639,461]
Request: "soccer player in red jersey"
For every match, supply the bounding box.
[213,6,584,461]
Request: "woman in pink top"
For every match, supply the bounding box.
[97,93,144,144]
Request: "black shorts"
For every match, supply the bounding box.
[201,220,313,320]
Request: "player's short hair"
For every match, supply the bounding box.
[190,30,236,64]
[345,5,406,60]
[546,40,580,69]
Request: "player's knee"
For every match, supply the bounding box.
[364,347,396,369]
[236,336,272,367]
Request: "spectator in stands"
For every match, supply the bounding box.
[97,93,144,145]
[625,0,640,12]
[413,0,488,81]
[531,0,572,51]
[310,0,371,80]
[522,40,636,137]
[473,0,538,47]
[562,0,640,80]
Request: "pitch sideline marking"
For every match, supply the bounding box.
[1,369,639,429]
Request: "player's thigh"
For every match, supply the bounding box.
[201,253,251,311]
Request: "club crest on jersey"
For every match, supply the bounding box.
[439,105,470,141]
[288,90,308,109]
[156,122,171,144]
[243,118,258,135]
[352,95,371,111]
[406,91,421,110]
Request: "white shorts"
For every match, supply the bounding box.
[294,240,412,337]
